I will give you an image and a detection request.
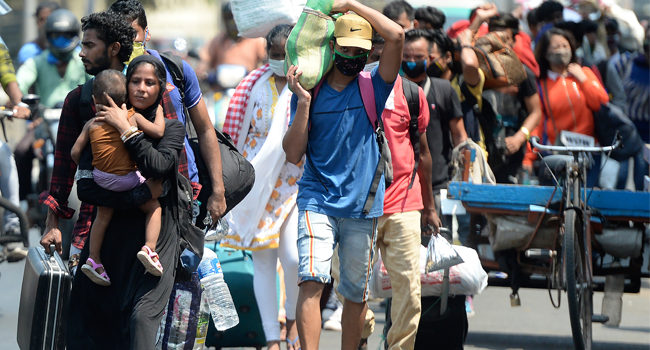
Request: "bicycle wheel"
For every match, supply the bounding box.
[564,209,592,350]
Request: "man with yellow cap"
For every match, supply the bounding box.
[283,0,404,348]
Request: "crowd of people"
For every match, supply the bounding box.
[0,0,647,349]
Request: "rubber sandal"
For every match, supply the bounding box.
[137,245,163,276]
[81,257,111,286]
[287,336,300,350]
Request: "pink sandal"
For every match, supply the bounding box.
[137,246,163,276]
[81,258,111,286]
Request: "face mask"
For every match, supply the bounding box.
[268,59,286,77]
[333,49,369,76]
[426,58,445,78]
[49,35,74,49]
[127,28,148,65]
[401,59,427,79]
[546,49,572,67]
[364,60,379,72]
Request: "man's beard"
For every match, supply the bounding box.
[84,48,112,76]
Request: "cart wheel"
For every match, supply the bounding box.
[564,210,592,350]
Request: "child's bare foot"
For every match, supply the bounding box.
[137,245,163,276]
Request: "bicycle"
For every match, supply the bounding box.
[529,133,622,350]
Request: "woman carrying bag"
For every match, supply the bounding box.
[221,24,302,350]
[523,28,609,184]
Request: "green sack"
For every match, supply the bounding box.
[284,0,335,90]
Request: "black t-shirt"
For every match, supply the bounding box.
[494,65,537,131]
[417,77,463,192]
[492,65,538,182]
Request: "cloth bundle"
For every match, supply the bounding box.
[284,0,335,90]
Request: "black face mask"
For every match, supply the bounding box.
[401,60,427,78]
[333,49,369,76]
[426,59,445,78]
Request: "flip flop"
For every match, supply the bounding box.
[137,245,163,276]
[81,257,111,286]
[287,336,300,350]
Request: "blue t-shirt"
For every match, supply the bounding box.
[148,50,203,183]
[289,68,394,218]
[18,42,43,65]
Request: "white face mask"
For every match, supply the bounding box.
[268,59,286,77]
[364,60,379,72]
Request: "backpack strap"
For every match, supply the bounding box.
[358,72,392,215]
[402,77,420,189]
[313,72,377,129]
[79,78,95,126]
[358,71,377,127]
[160,51,196,138]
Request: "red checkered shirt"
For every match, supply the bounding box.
[39,86,189,250]
[222,64,271,146]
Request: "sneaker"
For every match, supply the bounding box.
[4,242,28,262]
[321,296,341,323]
[465,296,475,318]
[323,305,342,331]
[3,224,27,262]
[321,307,335,322]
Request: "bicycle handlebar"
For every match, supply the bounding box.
[0,109,14,119]
[530,132,622,153]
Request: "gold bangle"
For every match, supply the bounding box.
[124,130,143,143]
[120,126,138,142]
[520,126,531,141]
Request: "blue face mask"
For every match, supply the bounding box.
[50,35,74,49]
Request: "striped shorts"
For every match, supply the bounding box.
[296,210,377,303]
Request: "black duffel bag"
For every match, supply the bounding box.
[161,52,255,228]
[192,127,255,228]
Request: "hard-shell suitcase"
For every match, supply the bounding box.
[204,243,266,349]
[17,245,72,350]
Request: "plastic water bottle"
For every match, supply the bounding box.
[197,249,239,331]
[192,296,210,350]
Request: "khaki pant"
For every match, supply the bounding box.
[332,211,422,349]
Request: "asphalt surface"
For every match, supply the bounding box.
[1,229,648,350]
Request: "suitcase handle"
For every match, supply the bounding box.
[49,244,56,257]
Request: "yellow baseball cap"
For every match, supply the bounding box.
[334,14,372,51]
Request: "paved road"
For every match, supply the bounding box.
[1,230,648,350]
[318,282,649,350]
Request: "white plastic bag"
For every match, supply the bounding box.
[370,245,488,298]
[231,0,306,38]
[426,234,463,273]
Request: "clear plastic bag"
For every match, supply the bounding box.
[425,234,464,273]
[204,215,230,242]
